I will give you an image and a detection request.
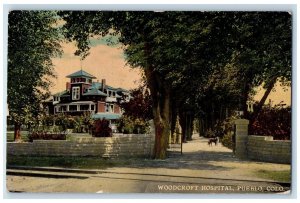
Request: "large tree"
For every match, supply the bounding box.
[60,11,291,158]
[60,11,232,158]
[230,12,292,121]
[8,11,62,141]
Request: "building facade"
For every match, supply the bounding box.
[46,70,130,132]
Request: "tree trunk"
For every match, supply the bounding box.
[198,118,203,137]
[179,110,187,143]
[251,77,277,122]
[186,113,194,141]
[151,86,171,159]
[175,116,181,144]
[241,82,251,119]
[144,66,171,159]
[170,102,177,144]
[143,39,171,159]
[14,122,21,141]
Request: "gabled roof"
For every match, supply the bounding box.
[66,70,96,79]
[92,82,117,90]
[83,88,107,96]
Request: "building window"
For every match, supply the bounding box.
[106,103,109,112]
[60,105,67,112]
[83,86,88,93]
[69,105,77,111]
[91,105,95,111]
[110,104,114,113]
[105,103,114,113]
[72,86,80,100]
[80,105,89,111]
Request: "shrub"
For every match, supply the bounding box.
[54,113,71,132]
[92,119,112,137]
[249,104,291,140]
[217,116,238,149]
[117,116,149,134]
[27,124,67,142]
[41,114,55,126]
[28,132,66,142]
[220,132,234,150]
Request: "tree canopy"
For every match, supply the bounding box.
[8,11,62,140]
[59,11,291,158]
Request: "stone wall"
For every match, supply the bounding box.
[7,134,155,158]
[235,119,291,164]
[247,135,291,164]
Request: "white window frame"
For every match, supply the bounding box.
[72,86,80,100]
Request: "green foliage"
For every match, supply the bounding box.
[72,112,93,133]
[211,116,238,149]
[92,119,112,137]
[27,122,67,142]
[220,133,234,150]
[73,116,84,133]
[8,11,62,140]
[60,11,291,158]
[117,115,149,134]
[41,114,55,126]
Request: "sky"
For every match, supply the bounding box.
[50,38,291,106]
[254,82,291,106]
[50,39,142,94]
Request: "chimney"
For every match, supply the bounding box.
[102,79,106,92]
[66,82,71,91]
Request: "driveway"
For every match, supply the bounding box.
[106,135,291,182]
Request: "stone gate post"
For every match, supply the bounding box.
[234,119,249,159]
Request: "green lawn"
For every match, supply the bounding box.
[254,169,291,183]
[7,155,133,169]
[6,131,29,142]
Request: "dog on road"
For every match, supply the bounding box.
[208,137,218,146]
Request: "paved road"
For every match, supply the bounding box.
[6,169,289,193]
[6,135,291,194]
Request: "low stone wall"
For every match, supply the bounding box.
[7,134,155,158]
[247,135,291,164]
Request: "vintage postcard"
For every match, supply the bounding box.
[5,8,292,196]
